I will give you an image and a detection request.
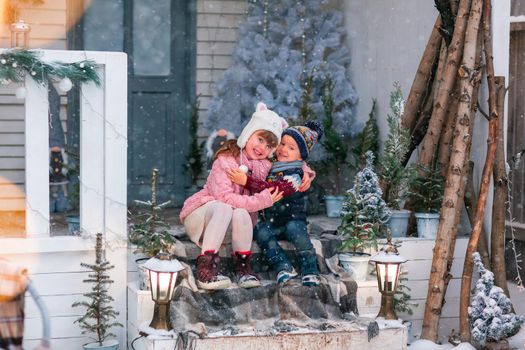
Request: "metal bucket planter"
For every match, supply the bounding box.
[414,212,440,239]
[83,339,119,350]
[338,252,371,281]
[325,195,345,218]
[387,209,411,237]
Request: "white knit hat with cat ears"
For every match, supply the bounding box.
[236,102,289,149]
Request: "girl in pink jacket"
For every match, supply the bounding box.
[180,103,287,290]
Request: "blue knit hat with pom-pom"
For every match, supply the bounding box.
[282,120,323,160]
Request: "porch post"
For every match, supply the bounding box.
[25,77,49,235]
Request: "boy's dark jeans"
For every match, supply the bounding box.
[254,219,319,276]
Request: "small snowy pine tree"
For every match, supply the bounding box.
[468,252,525,345]
[378,83,414,210]
[339,151,391,252]
[72,233,122,346]
[129,169,174,257]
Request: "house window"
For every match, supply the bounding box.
[83,0,125,52]
[132,0,171,76]
[512,0,525,16]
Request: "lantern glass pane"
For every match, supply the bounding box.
[378,263,400,292]
[158,271,173,301]
[167,272,178,300]
[149,270,159,300]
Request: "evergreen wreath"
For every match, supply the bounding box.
[0,49,100,86]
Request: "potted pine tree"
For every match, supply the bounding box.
[338,151,391,281]
[409,164,444,239]
[129,168,175,290]
[320,78,349,217]
[378,83,415,237]
[73,233,123,349]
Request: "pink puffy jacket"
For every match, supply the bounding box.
[179,155,274,226]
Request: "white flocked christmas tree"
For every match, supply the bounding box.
[339,151,391,252]
[206,0,358,136]
[468,252,525,345]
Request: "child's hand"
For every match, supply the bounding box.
[298,171,312,192]
[227,169,248,186]
[269,187,284,203]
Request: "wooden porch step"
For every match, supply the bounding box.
[128,314,406,350]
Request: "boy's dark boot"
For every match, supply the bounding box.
[233,251,261,289]
[196,251,231,290]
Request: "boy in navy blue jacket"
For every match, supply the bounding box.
[228,121,322,286]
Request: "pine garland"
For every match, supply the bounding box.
[0,49,100,86]
[72,233,122,346]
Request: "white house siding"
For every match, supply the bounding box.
[0,0,67,49]
[196,0,246,141]
[4,248,96,349]
[0,85,25,214]
[0,0,67,234]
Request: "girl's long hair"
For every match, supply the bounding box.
[214,130,279,160]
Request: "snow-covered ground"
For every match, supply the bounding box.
[409,340,476,350]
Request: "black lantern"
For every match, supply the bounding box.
[143,252,184,330]
[370,236,407,320]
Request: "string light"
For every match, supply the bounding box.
[298,0,307,89]
[262,0,269,37]
[506,159,524,290]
